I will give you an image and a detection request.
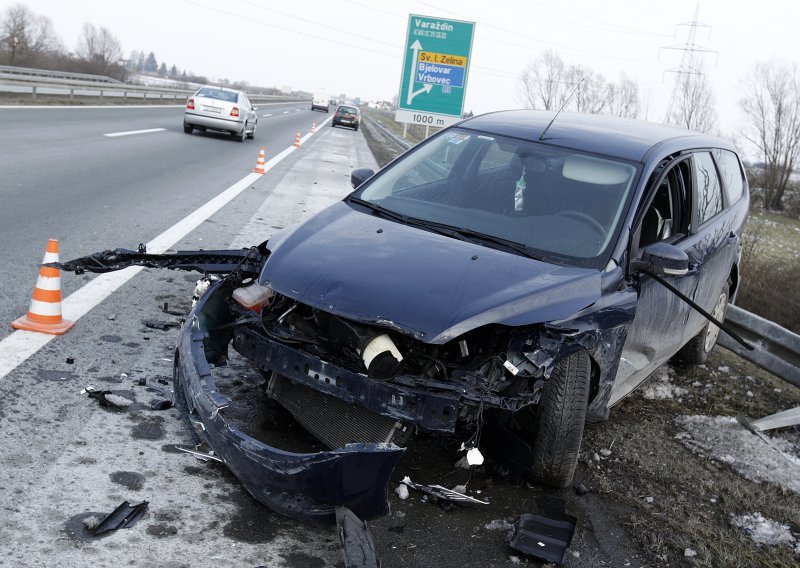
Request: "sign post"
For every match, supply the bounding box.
[395,14,475,129]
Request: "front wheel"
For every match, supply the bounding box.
[675,289,727,365]
[528,351,591,488]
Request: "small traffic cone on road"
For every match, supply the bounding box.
[251,146,266,174]
[12,239,75,335]
[311,122,317,134]
[293,132,302,148]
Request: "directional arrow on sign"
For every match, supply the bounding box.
[406,39,433,105]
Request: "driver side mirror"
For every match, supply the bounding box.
[631,242,689,277]
[351,167,375,189]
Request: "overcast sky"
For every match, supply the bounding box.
[9,0,800,143]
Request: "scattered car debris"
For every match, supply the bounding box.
[82,387,133,409]
[161,302,185,316]
[91,500,149,535]
[509,511,576,564]
[157,378,170,386]
[573,483,589,496]
[175,446,223,463]
[684,548,698,558]
[335,505,381,568]
[138,377,147,386]
[142,319,181,331]
[508,496,576,564]
[66,357,74,364]
[395,483,409,500]
[151,399,174,411]
[401,476,488,508]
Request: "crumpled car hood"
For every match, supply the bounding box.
[261,202,601,343]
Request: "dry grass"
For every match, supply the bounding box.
[581,349,800,566]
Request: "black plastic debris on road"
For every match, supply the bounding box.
[336,505,380,568]
[401,476,488,508]
[151,399,174,411]
[92,500,149,535]
[509,496,576,565]
[142,319,181,331]
[82,387,133,409]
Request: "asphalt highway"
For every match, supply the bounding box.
[0,102,326,340]
[0,101,369,567]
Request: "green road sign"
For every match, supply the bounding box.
[395,14,475,128]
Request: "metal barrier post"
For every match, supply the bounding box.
[31,86,36,99]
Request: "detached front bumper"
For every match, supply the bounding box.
[173,282,404,525]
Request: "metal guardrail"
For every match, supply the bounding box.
[0,64,123,84]
[363,113,413,151]
[0,65,305,103]
[718,304,800,388]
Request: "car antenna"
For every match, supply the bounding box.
[539,77,584,141]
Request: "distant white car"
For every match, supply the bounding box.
[312,93,329,112]
[184,86,257,142]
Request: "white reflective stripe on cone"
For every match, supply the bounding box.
[28,299,62,316]
[34,276,61,291]
[42,251,59,263]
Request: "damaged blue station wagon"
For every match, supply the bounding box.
[59,110,749,525]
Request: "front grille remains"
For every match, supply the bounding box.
[267,374,410,450]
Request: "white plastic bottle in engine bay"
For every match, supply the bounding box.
[232,282,274,311]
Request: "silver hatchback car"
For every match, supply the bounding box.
[183,86,257,142]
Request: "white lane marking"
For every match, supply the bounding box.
[0,137,308,381]
[282,110,290,114]
[261,113,273,117]
[295,109,302,112]
[104,128,166,137]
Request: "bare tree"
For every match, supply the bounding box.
[517,50,572,110]
[76,23,122,75]
[606,73,640,119]
[0,4,61,66]
[569,66,607,115]
[741,60,800,211]
[518,51,641,119]
[665,60,717,133]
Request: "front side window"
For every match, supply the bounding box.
[693,152,723,225]
[355,128,639,267]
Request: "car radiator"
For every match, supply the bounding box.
[267,374,410,450]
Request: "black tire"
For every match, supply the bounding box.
[235,122,246,142]
[247,121,256,140]
[529,351,591,488]
[353,125,359,131]
[331,121,335,127]
[675,289,728,365]
[183,123,193,134]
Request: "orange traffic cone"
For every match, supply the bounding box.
[311,122,317,133]
[293,132,302,148]
[12,239,75,335]
[251,146,266,174]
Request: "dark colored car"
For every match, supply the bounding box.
[331,104,360,130]
[60,110,748,525]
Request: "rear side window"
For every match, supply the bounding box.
[713,149,745,204]
[693,152,723,225]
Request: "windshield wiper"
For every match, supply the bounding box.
[348,197,481,244]
[347,197,543,259]
[449,227,544,260]
[347,196,409,224]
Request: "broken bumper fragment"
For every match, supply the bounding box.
[174,282,404,525]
